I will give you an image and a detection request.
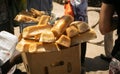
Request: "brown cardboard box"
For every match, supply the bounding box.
[21,44,81,74]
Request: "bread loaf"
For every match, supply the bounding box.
[30,8,45,17]
[37,15,51,25]
[22,25,52,38]
[71,29,97,46]
[66,25,79,37]
[56,35,71,47]
[14,14,39,23]
[70,21,90,33]
[16,39,39,52]
[51,15,74,37]
[42,43,60,52]
[29,42,44,53]
[39,31,56,43]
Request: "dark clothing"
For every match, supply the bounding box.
[0,0,25,34]
[81,42,86,64]
[0,0,9,24]
[70,0,88,64]
[102,0,120,61]
[27,0,53,15]
[0,21,14,34]
[0,0,15,34]
[112,38,120,61]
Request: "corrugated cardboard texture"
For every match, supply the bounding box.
[22,44,81,74]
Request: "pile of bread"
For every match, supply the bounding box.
[15,8,97,53]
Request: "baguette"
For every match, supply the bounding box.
[29,43,60,53]
[16,39,39,52]
[30,8,45,17]
[56,35,71,47]
[29,42,43,53]
[39,31,56,43]
[70,21,90,33]
[14,14,39,23]
[66,25,79,37]
[42,43,60,52]
[71,29,97,46]
[22,25,52,38]
[51,15,74,37]
[37,15,51,25]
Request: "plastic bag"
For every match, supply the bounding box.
[70,0,88,22]
[109,58,120,74]
[0,31,18,66]
[64,0,74,17]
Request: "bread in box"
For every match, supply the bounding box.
[71,29,97,46]
[14,14,39,23]
[66,25,79,37]
[22,25,52,38]
[39,30,56,43]
[56,35,71,47]
[51,15,74,37]
[37,15,51,25]
[70,21,90,33]
[16,38,39,52]
[15,13,97,53]
[30,8,45,17]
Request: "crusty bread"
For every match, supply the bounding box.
[70,21,90,33]
[39,31,56,43]
[16,38,60,53]
[51,15,74,37]
[30,8,45,17]
[22,25,52,38]
[29,43,60,53]
[71,29,97,46]
[28,42,43,53]
[16,39,39,52]
[42,43,60,52]
[14,14,39,23]
[66,25,79,37]
[37,15,51,25]
[56,35,71,47]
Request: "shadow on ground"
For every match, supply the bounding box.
[85,56,109,72]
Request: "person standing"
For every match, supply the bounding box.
[0,0,14,34]
[0,0,26,74]
[64,0,88,65]
[100,12,119,62]
[100,31,113,62]
[99,0,120,73]
[27,0,53,15]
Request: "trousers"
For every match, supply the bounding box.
[104,31,113,57]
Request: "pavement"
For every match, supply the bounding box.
[14,2,118,74]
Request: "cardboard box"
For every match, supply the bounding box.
[21,44,81,74]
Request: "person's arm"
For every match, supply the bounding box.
[99,2,115,35]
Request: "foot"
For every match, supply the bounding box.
[100,54,112,62]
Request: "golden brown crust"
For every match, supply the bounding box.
[37,15,51,25]
[51,15,74,37]
[70,21,90,33]
[39,31,56,43]
[56,35,71,47]
[14,14,39,23]
[22,25,52,38]
[30,8,45,17]
[66,26,79,37]
[71,29,97,46]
